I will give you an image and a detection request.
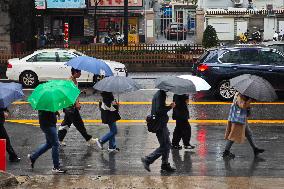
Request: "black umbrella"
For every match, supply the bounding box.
[230,74,277,101]
[93,76,141,94]
[155,76,196,95]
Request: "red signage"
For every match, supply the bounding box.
[91,0,142,7]
[0,139,6,171]
[64,23,69,48]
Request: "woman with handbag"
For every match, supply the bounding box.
[223,92,264,159]
[95,91,121,152]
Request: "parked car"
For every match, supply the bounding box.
[192,46,284,101]
[165,23,187,40]
[6,49,127,88]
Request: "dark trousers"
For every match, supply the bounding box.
[172,119,191,146]
[0,124,18,159]
[58,108,92,142]
[145,125,171,165]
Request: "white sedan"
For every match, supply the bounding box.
[6,49,127,87]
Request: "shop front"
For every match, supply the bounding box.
[89,0,143,44]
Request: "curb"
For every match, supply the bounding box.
[0,171,18,188]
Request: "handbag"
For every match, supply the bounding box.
[146,114,161,133]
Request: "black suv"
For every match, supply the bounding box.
[192,46,284,100]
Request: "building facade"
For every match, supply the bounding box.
[196,0,284,43]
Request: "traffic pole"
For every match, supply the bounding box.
[0,139,6,171]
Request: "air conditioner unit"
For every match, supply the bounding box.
[234,0,243,5]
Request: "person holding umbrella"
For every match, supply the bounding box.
[28,80,81,173]
[223,92,264,159]
[58,68,96,146]
[222,74,276,159]
[95,92,121,152]
[0,108,20,162]
[93,76,141,152]
[0,82,24,162]
[141,89,176,172]
[172,94,195,150]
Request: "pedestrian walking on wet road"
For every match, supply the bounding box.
[95,92,121,152]
[172,94,195,150]
[58,68,96,146]
[223,92,264,159]
[141,90,176,172]
[28,110,66,173]
[0,108,20,162]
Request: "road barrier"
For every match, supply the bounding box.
[0,139,6,171]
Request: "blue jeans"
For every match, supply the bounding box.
[100,122,117,149]
[31,126,60,169]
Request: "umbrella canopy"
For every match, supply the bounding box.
[155,76,196,95]
[0,82,24,108]
[28,80,80,112]
[178,75,211,91]
[230,74,277,102]
[93,76,141,94]
[65,56,113,76]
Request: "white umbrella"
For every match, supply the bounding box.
[178,75,211,91]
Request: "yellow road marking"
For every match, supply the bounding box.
[11,101,284,105]
[5,119,284,125]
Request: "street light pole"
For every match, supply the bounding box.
[123,0,128,45]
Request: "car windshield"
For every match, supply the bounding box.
[170,24,183,30]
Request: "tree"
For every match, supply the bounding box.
[202,25,219,49]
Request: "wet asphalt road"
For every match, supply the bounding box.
[3,72,284,177]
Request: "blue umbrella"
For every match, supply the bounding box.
[65,56,113,76]
[0,82,24,108]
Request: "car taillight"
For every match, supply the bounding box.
[7,63,12,68]
[197,64,208,72]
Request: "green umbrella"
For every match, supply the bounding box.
[28,80,80,112]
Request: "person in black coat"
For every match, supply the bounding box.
[0,108,20,162]
[172,94,195,150]
[95,92,121,152]
[141,90,176,172]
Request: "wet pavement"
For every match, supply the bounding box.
[2,72,284,188]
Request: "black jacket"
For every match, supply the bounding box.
[172,94,189,121]
[151,90,171,123]
[0,108,8,125]
[38,110,58,127]
[99,92,121,124]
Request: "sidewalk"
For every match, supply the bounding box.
[9,175,284,189]
[0,171,18,188]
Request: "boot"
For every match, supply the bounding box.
[161,163,176,172]
[254,148,265,156]
[222,150,235,159]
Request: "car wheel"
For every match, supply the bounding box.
[217,80,236,101]
[19,71,38,88]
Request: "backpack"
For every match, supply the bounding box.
[146,114,161,133]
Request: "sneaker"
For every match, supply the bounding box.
[94,138,103,149]
[87,138,97,146]
[222,150,235,159]
[171,145,182,150]
[254,148,265,156]
[9,156,21,163]
[27,154,35,169]
[52,168,67,174]
[161,163,176,172]
[108,147,120,153]
[184,144,195,150]
[141,157,151,172]
[59,141,66,147]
